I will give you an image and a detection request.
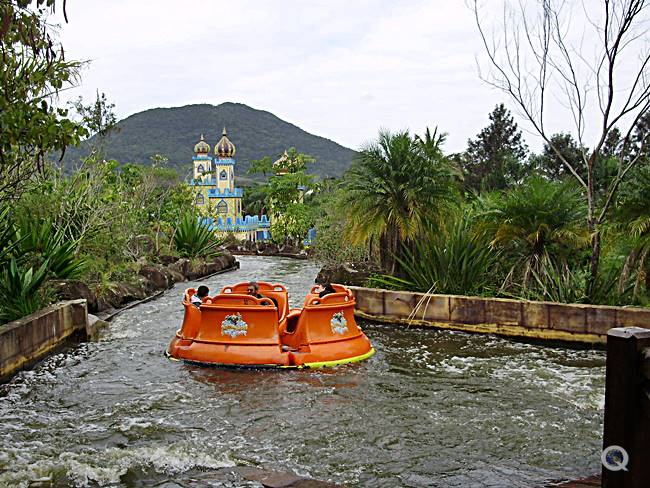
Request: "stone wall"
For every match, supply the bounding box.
[0,300,91,382]
[349,286,650,344]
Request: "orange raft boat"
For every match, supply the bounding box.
[166,282,375,368]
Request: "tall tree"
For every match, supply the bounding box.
[463,103,528,192]
[69,91,118,156]
[0,0,86,204]
[249,148,315,246]
[473,0,650,296]
[529,133,585,181]
[342,128,457,274]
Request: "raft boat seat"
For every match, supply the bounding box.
[170,289,285,366]
[221,282,289,321]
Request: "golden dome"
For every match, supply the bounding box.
[194,134,210,155]
[215,127,236,158]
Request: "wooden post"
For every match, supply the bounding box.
[602,327,650,487]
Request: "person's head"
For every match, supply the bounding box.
[247,281,260,295]
[196,285,210,298]
[319,283,337,297]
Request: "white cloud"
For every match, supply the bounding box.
[51,0,648,155]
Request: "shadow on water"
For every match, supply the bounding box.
[0,256,605,487]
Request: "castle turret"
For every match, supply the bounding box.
[192,134,212,181]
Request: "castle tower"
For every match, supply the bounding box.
[211,127,242,218]
[193,134,212,180]
[189,127,269,242]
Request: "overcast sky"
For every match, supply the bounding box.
[52,0,647,154]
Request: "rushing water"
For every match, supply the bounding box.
[0,256,605,487]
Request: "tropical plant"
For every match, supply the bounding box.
[0,258,50,323]
[525,254,632,306]
[473,0,650,296]
[15,218,86,279]
[174,213,224,258]
[612,164,650,299]
[342,128,458,274]
[249,147,315,245]
[376,211,498,295]
[477,177,588,293]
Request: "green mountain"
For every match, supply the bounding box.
[63,102,356,180]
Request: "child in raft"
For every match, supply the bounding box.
[190,285,211,307]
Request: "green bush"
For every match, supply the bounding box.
[174,213,224,258]
[376,212,499,296]
[15,218,86,279]
[0,258,50,323]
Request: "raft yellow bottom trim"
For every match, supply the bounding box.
[164,347,376,369]
[301,347,376,369]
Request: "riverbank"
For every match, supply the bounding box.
[349,286,650,345]
[54,252,239,317]
[227,241,310,260]
[0,252,239,383]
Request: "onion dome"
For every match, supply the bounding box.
[215,127,236,158]
[194,134,210,155]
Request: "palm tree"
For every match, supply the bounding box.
[614,165,650,299]
[342,128,457,274]
[477,176,588,292]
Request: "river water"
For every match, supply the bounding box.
[0,256,605,487]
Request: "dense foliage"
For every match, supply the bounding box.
[0,0,87,204]
[314,113,650,306]
[462,104,528,192]
[249,148,316,246]
[341,128,458,273]
[0,154,195,323]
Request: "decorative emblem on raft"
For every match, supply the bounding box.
[221,313,248,337]
[330,311,348,335]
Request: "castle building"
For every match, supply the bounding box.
[190,128,270,241]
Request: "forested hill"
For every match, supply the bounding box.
[62,102,356,180]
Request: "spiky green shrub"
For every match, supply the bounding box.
[524,254,632,306]
[15,218,86,279]
[476,177,588,292]
[173,214,224,258]
[376,212,499,295]
[0,258,50,323]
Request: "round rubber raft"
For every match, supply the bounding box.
[166,282,375,368]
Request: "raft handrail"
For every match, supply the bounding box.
[221,282,287,294]
[201,293,276,308]
[307,292,353,307]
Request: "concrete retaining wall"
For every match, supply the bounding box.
[0,300,91,382]
[349,287,650,344]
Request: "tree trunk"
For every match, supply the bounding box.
[589,230,601,298]
[586,154,599,299]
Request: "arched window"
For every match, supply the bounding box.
[195,193,205,205]
[217,200,228,214]
[220,170,228,180]
[197,164,205,174]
